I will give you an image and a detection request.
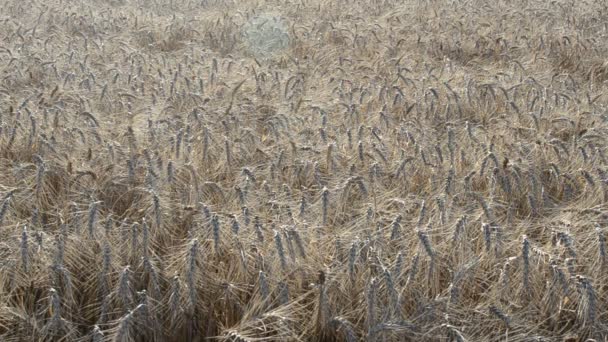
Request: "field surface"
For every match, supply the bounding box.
[1,0,608,340]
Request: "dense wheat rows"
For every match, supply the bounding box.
[0,0,607,340]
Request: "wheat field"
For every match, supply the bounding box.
[0,0,607,340]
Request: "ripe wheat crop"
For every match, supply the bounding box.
[0,0,607,340]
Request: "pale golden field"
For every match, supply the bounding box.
[1,0,608,340]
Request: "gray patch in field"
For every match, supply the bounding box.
[242,14,290,58]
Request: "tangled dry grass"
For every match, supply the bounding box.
[1,0,608,340]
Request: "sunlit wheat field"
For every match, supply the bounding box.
[0,0,607,340]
